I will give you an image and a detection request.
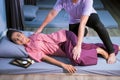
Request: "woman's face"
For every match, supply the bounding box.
[11,32,29,45]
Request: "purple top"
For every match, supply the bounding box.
[53,0,97,24]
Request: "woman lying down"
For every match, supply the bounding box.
[6,29,120,73]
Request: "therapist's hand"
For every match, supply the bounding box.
[34,27,43,34]
[72,45,81,60]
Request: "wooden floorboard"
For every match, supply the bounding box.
[0,73,120,80]
[88,28,120,36]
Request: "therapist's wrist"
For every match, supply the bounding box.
[76,43,82,48]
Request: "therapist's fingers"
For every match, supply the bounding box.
[72,47,81,60]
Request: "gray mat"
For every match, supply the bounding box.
[24,9,69,28]
[37,0,56,9]
[93,0,104,9]
[24,9,118,28]
[97,10,118,28]
[0,36,120,75]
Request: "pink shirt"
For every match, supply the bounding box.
[25,30,67,62]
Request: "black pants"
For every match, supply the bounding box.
[69,13,114,54]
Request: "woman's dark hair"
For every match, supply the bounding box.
[6,29,20,42]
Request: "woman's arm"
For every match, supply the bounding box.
[42,55,76,73]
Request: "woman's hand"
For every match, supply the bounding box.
[42,55,76,73]
[61,63,76,73]
[72,45,81,60]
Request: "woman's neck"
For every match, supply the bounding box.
[24,38,30,45]
[27,38,30,43]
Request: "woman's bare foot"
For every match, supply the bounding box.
[96,47,109,59]
[107,53,116,64]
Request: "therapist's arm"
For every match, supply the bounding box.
[35,9,59,34]
[72,15,89,60]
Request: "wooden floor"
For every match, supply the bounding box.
[0,73,120,80]
[88,28,120,36]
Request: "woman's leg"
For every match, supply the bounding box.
[77,49,98,66]
[76,43,108,66]
[86,13,116,64]
[95,44,120,60]
[76,43,120,66]
[96,47,109,59]
[95,43,120,55]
